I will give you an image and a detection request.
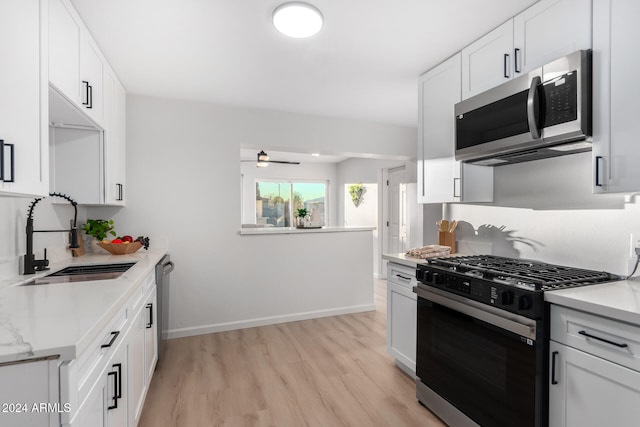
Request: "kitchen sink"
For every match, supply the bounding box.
[22,262,137,285]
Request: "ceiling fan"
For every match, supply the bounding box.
[241,150,300,167]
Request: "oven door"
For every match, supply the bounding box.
[415,286,544,427]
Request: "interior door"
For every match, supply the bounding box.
[386,167,407,255]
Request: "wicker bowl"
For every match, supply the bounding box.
[97,241,143,255]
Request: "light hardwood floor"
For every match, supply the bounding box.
[138,279,446,427]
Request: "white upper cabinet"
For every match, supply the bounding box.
[48,0,127,205]
[80,34,105,124]
[0,0,49,197]
[418,53,493,204]
[103,69,126,205]
[592,0,640,193]
[461,20,514,99]
[513,0,591,74]
[49,0,81,106]
[462,0,592,100]
[49,0,107,128]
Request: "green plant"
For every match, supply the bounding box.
[295,207,309,218]
[83,219,116,241]
[348,184,366,207]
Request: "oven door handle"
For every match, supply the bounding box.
[414,286,536,340]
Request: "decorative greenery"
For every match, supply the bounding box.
[348,184,366,207]
[295,207,309,218]
[83,219,116,241]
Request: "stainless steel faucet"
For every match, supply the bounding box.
[23,192,80,275]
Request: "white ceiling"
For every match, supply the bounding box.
[71,0,538,128]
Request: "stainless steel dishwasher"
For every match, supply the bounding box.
[155,254,174,363]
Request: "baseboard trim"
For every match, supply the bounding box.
[163,303,377,340]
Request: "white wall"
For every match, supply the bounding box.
[240,161,338,225]
[88,94,417,337]
[445,152,639,275]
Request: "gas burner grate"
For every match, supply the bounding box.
[427,255,619,291]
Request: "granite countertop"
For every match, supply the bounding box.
[0,246,167,364]
[545,277,640,326]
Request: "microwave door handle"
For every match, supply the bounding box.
[527,76,542,140]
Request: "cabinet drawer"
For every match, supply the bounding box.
[387,263,417,289]
[551,305,640,372]
[76,303,129,406]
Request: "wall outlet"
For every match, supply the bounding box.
[630,233,640,258]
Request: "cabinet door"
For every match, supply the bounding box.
[0,0,49,197]
[549,341,640,427]
[0,358,60,426]
[69,369,106,427]
[106,340,128,427]
[80,34,104,125]
[128,306,147,427]
[592,0,640,193]
[144,287,158,382]
[418,54,460,203]
[461,19,514,99]
[49,0,81,105]
[104,70,126,205]
[513,0,591,74]
[386,281,416,374]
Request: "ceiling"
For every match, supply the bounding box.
[71,0,538,128]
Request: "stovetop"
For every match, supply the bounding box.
[424,255,619,291]
[416,255,622,319]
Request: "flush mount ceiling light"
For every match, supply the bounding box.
[273,2,323,38]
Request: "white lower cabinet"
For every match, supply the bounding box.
[62,270,158,427]
[144,287,158,382]
[549,305,640,427]
[386,262,417,375]
[128,306,146,426]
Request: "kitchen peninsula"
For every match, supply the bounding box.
[235,226,376,330]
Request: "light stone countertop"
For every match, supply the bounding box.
[240,226,375,235]
[545,277,640,326]
[382,253,428,269]
[0,246,167,364]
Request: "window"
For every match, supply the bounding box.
[256,180,327,227]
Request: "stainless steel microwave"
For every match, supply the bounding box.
[455,50,592,166]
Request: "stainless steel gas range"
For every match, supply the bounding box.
[413,255,620,427]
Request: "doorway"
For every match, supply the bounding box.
[382,166,408,277]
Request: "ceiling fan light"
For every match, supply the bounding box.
[256,161,269,168]
[273,2,323,38]
[257,150,270,162]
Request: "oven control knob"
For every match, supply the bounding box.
[432,272,444,285]
[517,295,532,310]
[424,271,434,282]
[501,291,514,305]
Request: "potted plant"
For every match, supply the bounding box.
[83,219,116,252]
[294,208,309,228]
